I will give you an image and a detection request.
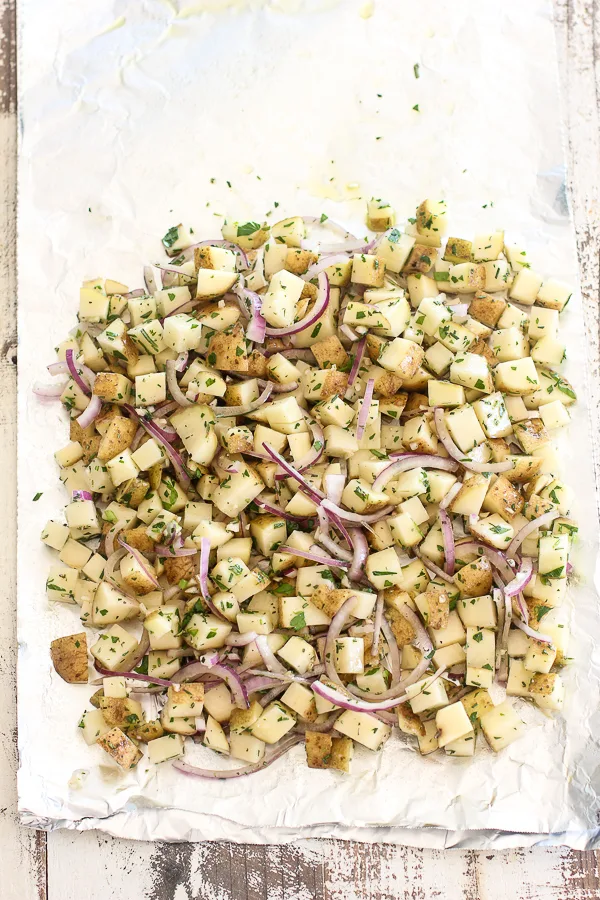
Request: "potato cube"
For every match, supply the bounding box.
[135,372,166,407]
[50,632,88,683]
[509,268,544,305]
[261,270,305,328]
[249,701,296,744]
[277,636,317,674]
[436,701,474,748]
[79,708,111,745]
[90,625,139,671]
[406,675,449,714]
[529,673,564,711]
[450,353,493,393]
[536,278,573,312]
[305,731,333,769]
[506,659,533,697]
[335,710,391,750]
[494,358,539,394]
[183,613,232,651]
[281,683,318,722]
[351,253,386,287]
[334,636,365,674]
[445,405,486,452]
[46,564,79,602]
[41,520,71,551]
[480,700,526,751]
[538,533,569,578]
[147,733,185,764]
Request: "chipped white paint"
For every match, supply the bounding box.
[3,0,600,897]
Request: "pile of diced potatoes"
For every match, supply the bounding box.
[43,197,576,774]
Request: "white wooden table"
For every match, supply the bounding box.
[2,1,600,896]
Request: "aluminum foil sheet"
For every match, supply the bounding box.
[16,0,600,847]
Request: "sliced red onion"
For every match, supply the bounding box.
[173,734,303,780]
[321,498,393,524]
[356,378,375,441]
[439,481,462,510]
[166,359,194,407]
[512,617,553,645]
[197,537,211,599]
[175,351,189,372]
[76,394,102,428]
[258,379,298,394]
[225,632,258,647]
[314,531,353,563]
[215,382,273,418]
[65,349,93,395]
[124,404,191,489]
[155,542,197,557]
[506,511,560,559]
[255,635,288,674]
[94,662,172,687]
[262,443,324,504]
[313,679,411,712]
[439,508,455,576]
[303,252,350,282]
[371,592,384,657]
[131,425,145,452]
[294,710,343,734]
[412,547,455,584]
[278,545,349,569]
[236,282,266,343]
[116,537,160,587]
[348,528,369,582]
[123,629,150,673]
[144,265,158,294]
[265,273,330,337]
[254,498,310,523]
[176,661,249,708]
[34,380,66,398]
[258,683,288,707]
[372,453,458,493]
[242,667,310,684]
[123,288,146,299]
[324,472,345,506]
[275,417,325,480]
[453,540,515,584]
[504,557,534,597]
[345,335,366,395]
[433,408,512,474]
[104,521,125,558]
[279,348,316,362]
[324,596,358,687]
[72,489,93,501]
[340,324,360,343]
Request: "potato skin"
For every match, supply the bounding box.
[163,555,196,585]
[50,633,88,683]
[311,336,348,370]
[403,244,437,274]
[329,736,353,773]
[305,731,332,769]
[454,557,493,598]
[207,324,249,373]
[97,726,142,769]
[385,607,415,647]
[469,291,507,328]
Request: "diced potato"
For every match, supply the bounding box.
[335,710,391,751]
[480,700,526,752]
[97,726,142,769]
[51,633,88,683]
[249,701,296,744]
[436,701,474,748]
[147,733,185,764]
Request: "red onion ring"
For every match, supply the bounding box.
[512,617,554,645]
[413,547,455,584]
[302,252,350,282]
[76,394,102,428]
[324,472,345,506]
[439,481,462,510]
[372,453,458,493]
[155,543,198,557]
[453,540,515,584]
[506,511,560,559]
[65,349,93,396]
[356,378,375,441]
[117,536,160,587]
[197,537,211,599]
[504,557,534,597]
[433,408,512,474]
[124,404,191,490]
[173,734,303,780]
[215,382,273,418]
[439,507,455,576]
[321,498,393,524]
[34,380,66,398]
[176,661,249,708]
[345,335,366,396]
[313,679,411,713]
[324,596,358,687]
[254,498,311,523]
[264,272,330,337]
[371,591,384,657]
[255,635,288,674]
[275,416,325,480]
[262,442,324,504]
[278,545,349,569]
[166,359,194,407]
[144,265,158,294]
[348,528,369,582]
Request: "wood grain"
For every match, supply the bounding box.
[3,0,600,898]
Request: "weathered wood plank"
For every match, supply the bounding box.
[0,0,48,891]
